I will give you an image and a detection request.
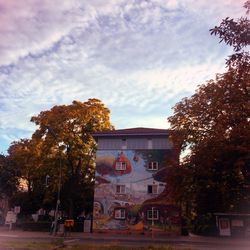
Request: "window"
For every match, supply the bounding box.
[147,209,159,220]
[116,161,127,170]
[148,161,158,171]
[148,139,153,149]
[121,139,127,150]
[148,185,158,194]
[116,185,126,194]
[114,209,126,219]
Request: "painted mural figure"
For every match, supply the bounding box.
[93,149,180,233]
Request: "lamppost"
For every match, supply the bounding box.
[151,206,155,239]
[46,126,62,236]
[53,155,62,236]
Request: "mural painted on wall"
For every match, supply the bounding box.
[93,150,180,233]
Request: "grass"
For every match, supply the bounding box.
[0,239,64,250]
[60,243,192,250]
[1,240,192,250]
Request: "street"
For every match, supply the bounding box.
[0,230,249,250]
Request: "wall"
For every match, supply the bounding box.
[96,137,172,150]
[93,149,180,232]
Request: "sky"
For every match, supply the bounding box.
[0,0,247,154]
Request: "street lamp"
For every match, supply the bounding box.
[151,206,155,239]
[46,126,62,236]
[53,155,62,236]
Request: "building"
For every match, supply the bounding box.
[92,127,180,233]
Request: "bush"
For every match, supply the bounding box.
[193,213,217,236]
[21,221,51,231]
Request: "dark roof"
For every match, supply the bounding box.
[92,127,169,137]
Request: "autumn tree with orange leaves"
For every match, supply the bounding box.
[8,98,113,217]
[167,1,250,234]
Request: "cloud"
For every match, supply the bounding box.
[0,0,247,152]
[0,0,245,67]
[0,0,95,66]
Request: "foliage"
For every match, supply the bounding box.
[193,213,217,236]
[8,139,45,191]
[0,154,19,199]
[0,154,19,217]
[167,1,250,234]
[168,62,250,213]
[7,138,50,215]
[210,0,250,67]
[7,98,113,218]
[30,98,113,217]
[20,221,51,231]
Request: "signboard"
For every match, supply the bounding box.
[5,211,17,224]
[232,219,243,227]
[37,208,45,215]
[32,214,39,222]
[14,206,21,214]
[84,220,91,233]
[219,218,231,236]
[245,226,250,237]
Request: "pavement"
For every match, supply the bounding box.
[0,226,250,250]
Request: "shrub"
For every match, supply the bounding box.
[21,221,51,231]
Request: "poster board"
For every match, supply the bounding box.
[5,211,17,224]
[84,220,91,233]
[14,206,21,214]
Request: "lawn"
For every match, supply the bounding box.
[60,244,192,250]
[0,239,63,250]
[1,240,192,250]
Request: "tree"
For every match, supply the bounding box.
[210,0,250,68]
[7,138,50,215]
[168,64,250,233]
[8,139,43,193]
[0,154,19,218]
[0,154,19,198]
[167,1,250,233]
[31,98,113,217]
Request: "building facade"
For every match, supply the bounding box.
[92,127,180,233]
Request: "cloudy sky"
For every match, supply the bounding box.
[0,0,246,153]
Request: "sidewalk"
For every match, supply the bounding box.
[0,226,250,249]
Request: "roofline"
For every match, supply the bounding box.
[92,132,169,137]
[92,127,170,137]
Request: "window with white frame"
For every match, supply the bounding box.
[148,161,158,170]
[116,161,127,170]
[147,185,158,194]
[114,209,126,219]
[147,209,159,220]
[116,185,126,194]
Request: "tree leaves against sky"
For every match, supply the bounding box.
[167,1,250,222]
[7,98,113,216]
